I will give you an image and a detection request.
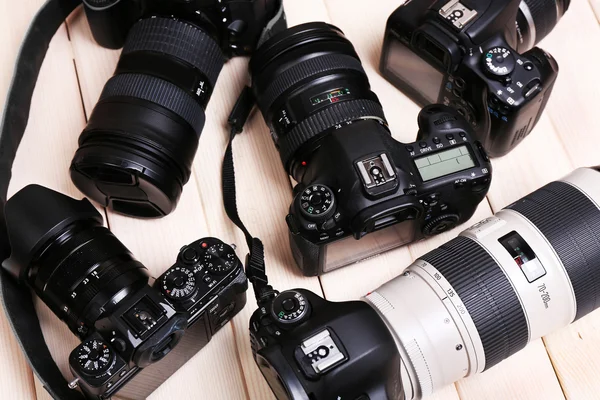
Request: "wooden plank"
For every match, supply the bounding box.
[1,1,91,398]
[591,0,600,21]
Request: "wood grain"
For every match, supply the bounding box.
[1,1,600,400]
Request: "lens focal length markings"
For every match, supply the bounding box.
[409,260,485,375]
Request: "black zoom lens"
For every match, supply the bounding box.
[516,0,570,52]
[250,22,387,178]
[3,185,150,336]
[71,17,225,218]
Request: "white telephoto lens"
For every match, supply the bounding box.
[365,167,600,400]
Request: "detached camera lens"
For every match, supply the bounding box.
[71,17,225,217]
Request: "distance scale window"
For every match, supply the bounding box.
[414,145,475,181]
[499,231,546,283]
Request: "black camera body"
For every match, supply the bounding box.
[250,289,401,400]
[381,0,564,157]
[83,0,280,57]
[67,238,247,399]
[286,105,492,276]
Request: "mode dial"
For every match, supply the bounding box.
[204,244,236,275]
[271,290,311,325]
[75,339,113,376]
[160,267,198,299]
[298,185,336,222]
[483,47,515,79]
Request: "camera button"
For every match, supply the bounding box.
[459,132,467,138]
[406,145,414,152]
[182,248,198,263]
[319,233,330,241]
[523,62,534,71]
[119,370,127,378]
[455,78,466,89]
[106,382,113,389]
[446,134,454,141]
[419,141,428,148]
[433,137,441,145]
[452,89,462,98]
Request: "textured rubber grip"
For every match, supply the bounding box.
[257,53,367,114]
[123,17,225,87]
[508,181,600,321]
[278,99,386,169]
[420,236,528,371]
[100,73,206,133]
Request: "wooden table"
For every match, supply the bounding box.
[1,1,600,399]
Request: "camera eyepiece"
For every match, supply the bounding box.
[250,22,387,177]
[70,17,225,218]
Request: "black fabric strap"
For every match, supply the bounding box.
[223,87,277,303]
[0,1,85,399]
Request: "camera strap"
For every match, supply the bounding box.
[0,1,286,399]
[0,1,86,398]
[223,86,277,304]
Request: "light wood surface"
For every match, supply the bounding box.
[1,1,599,399]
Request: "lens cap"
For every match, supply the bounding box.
[70,145,182,218]
[3,185,103,280]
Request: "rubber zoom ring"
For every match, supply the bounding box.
[100,73,206,134]
[420,236,528,371]
[123,17,225,87]
[257,53,367,113]
[278,99,386,170]
[508,181,600,321]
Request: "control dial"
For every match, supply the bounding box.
[75,339,113,376]
[271,290,311,325]
[423,214,460,236]
[161,267,198,299]
[298,185,336,222]
[204,244,236,275]
[483,47,515,79]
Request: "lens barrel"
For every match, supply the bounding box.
[3,185,150,336]
[250,22,386,175]
[517,0,570,52]
[71,17,225,218]
[366,168,600,399]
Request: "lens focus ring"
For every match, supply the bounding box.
[100,73,205,134]
[123,17,225,88]
[420,236,529,371]
[278,99,386,169]
[508,181,600,321]
[257,53,367,114]
[521,0,568,46]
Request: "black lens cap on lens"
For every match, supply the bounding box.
[70,144,182,219]
[2,185,103,281]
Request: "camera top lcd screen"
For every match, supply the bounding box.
[414,145,475,181]
[383,37,444,104]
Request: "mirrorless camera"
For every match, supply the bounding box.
[70,0,286,218]
[2,186,247,399]
[381,0,569,157]
[250,167,600,400]
[249,23,492,276]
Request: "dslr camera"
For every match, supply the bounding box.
[250,167,600,400]
[249,23,492,276]
[2,186,247,399]
[380,0,569,157]
[70,0,286,218]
